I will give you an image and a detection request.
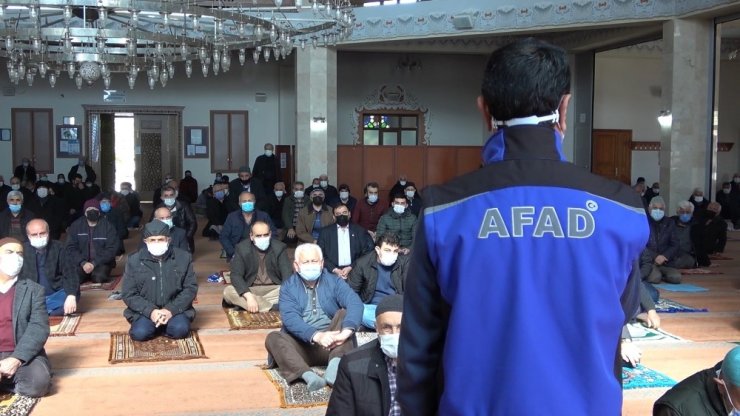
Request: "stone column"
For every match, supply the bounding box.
[295,47,338,185]
[660,18,714,210]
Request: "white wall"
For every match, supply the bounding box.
[0,56,297,189]
[716,59,740,184]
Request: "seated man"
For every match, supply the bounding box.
[334,184,357,213]
[352,182,386,238]
[220,192,276,260]
[265,243,363,392]
[653,346,740,415]
[121,221,198,341]
[0,237,51,398]
[375,193,417,254]
[295,188,334,244]
[667,201,696,269]
[640,196,681,284]
[404,182,423,218]
[264,182,287,240]
[327,294,404,416]
[348,232,409,329]
[20,219,78,316]
[317,204,374,280]
[24,182,65,241]
[64,199,120,284]
[716,182,739,229]
[223,221,292,312]
[120,182,143,229]
[203,184,228,239]
[0,191,36,241]
[139,207,190,252]
[692,201,728,267]
[151,186,197,253]
[282,181,309,243]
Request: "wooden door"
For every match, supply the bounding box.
[11,108,54,176]
[275,145,294,188]
[592,129,632,184]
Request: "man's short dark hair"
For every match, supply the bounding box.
[376,232,400,248]
[162,186,176,194]
[481,38,570,121]
[338,183,350,192]
[333,203,349,214]
[365,182,379,193]
[74,174,83,180]
[392,192,406,201]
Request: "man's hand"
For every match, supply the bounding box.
[621,340,642,367]
[287,228,296,239]
[313,331,340,349]
[328,329,354,349]
[64,295,77,315]
[655,255,668,265]
[399,248,410,255]
[0,357,21,378]
[645,309,661,329]
[159,309,173,325]
[339,267,352,279]
[243,292,259,313]
[82,262,94,274]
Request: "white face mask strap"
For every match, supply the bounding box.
[495,111,559,128]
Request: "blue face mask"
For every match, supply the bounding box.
[214,190,225,200]
[8,203,21,214]
[100,201,111,213]
[650,209,665,222]
[679,213,692,223]
[241,201,255,213]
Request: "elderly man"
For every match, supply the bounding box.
[0,237,51,398]
[264,181,287,240]
[252,143,281,194]
[20,219,78,316]
[716,181,740,229]
[122,221,198,341]
[317,174,339,205]
[139,208,190,252]
[376,193,417,254]
[352,182,386,237]
[654,346,740,415]
[640,196,681,284]
[317,204,374,280]
[99,193,128,252]
[13,158,36,185]
[327,294,404,416]
[296,188,334,244]
[151,186,197,252]
[220,192,276,260]
[223,221,292,312]
[0,191,36,241]
[265,243,363,392]
[693,201,728,267]
[668,201,697,270]
[179,170,199,204]
[227,166,265,212]
[64,199,120,284]
[119,182,143,229]
[348,232,409,329]
[24,182,65,240]
[388,175,408,203]
[282,181,309,243]
[0,176,10,211]
[203,183,228,239]
[67,157,96,184]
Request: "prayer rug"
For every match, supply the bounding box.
[708,254,733,260]
[680,268,723,275]
[49,314,81,337]
[224,309,282,330]
[627,323,685,343]
[355,332,378,347]
[654,283,708,293]
[622,365,677,390]
[262,366,331,408]
[655,298,708,313]
[108,331,207,364]
[80,275,123,291]
[0,392,39,416]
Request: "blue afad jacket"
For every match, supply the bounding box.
[398,125,650,416]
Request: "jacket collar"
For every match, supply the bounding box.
[482,125,565,165]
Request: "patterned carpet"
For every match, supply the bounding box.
[108,331,207,364]
[0,392,39,416]
[224,309,282,330]
[627,323,685,343]
[49,315,81,337]
[680,268,723,275]
[655,298,708,313]
[622,365,677,390]
[262,367,331,408]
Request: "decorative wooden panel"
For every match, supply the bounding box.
[395,146,426,190]
[337,145,364,196]
[363,147,396,195]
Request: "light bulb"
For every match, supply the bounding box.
[49,72,56,87]
[185,60,192,78]
[238,49,245,65]
[148,76,155,89]
[75,74,83,89]
[103,76,110,88]
[253,50,259,64]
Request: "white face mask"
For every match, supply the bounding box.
[0,253,23,277]
[379,333,400,359]
[320,180,328,188]
[339,191,349,200]
[377,249,398,267]
[265,150,273,157]
[405,190,415,199]
[120,189,130,196]
[368,194,378,203]
[274,190,284,198]
[694,196,704,203]
[164,197,176,206]
[399,180,406,186]
[299,263,323,281]
[393,204,406,215]
[253,236,271,251]
[146,242,169,257]
[36,188,48,198]
[29,236,48,249]
[10,184,20,191]
[160,218,174,229]
[294,190,304,199]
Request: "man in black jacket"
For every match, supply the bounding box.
[347,232,408,329]
[138,208,190,253]
[317,204,374,280]
[0,191,36,241]
[252,143,281,195]
[20,219,79,316]
[64,199,120,284]
[223,221,292,312]
[327,294,404,416]
[13,158,37,185]
[67,157,97,184]
[151,186,197,253]
[24,182,65,240]
[640,196,681,284]
[122,221,198,341]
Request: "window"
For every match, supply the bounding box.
[11,108,54,175]
[210,110,249,172]
[361,112,421,146]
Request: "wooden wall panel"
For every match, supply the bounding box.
[425,147,457,186]
[395,146,426,190]
[363,147,396,196]
[337,146,364,197]
[456,147,482,177]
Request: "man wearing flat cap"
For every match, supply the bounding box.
[327,294,404,416]
[295,188,334,244]
[226,166,265,213]
[0,237,51,397]
[64,198,120,284]
[121,221,198,341]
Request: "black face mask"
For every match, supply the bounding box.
[240,178,250,185]
[335,215,349,227]
[705,211,717,219]
[86,210,100,222]
[312,196,324,205]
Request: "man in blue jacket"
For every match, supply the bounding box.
[265,243,363,392]
[398,38,650,415]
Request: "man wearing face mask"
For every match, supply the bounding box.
[151,186,197,253]
[327,294,404,416]
[224,221,292,313]
[203,184,228,240]
[296,188,334,244]
[333,184,357,213]
[9,177,33,203]
[689,188,710,217]
[265,243,363,392]
[24,183,64,241]
[264,182,287,240]
[664,201,698,273]
[0,191,36,241]
[317,204,374,280]
[0,237,52,398]
[119,182,143,229]
[640,196,681,285]
[404,182,422,218]
[316,174,339,205]
[643,182,661,203]
[282,182,309,244]
[227,166,266,213]
[64,199,120,284]
[179,170,199,204]
[67,157,96,184]
[13,158,37,186]
[252,143,281,194]
[20,220,79,316]
[654,346,740,415]
[0,176,10,212]
[220,192,276,260]
[692,202,727,268]
[98,193,128,248]
[348,232,408,329]
[65,174,86,222]
[388,175,408,204]
[122,221,197,341]
[716,181,740,229]
[141,208,190,252]
[376,194,417,255]
[51,174,70,201]
[352,182,386,239]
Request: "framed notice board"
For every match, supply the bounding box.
[184,126,209,159]
[56,124,83,158]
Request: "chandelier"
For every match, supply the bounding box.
[0,0,354,90]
